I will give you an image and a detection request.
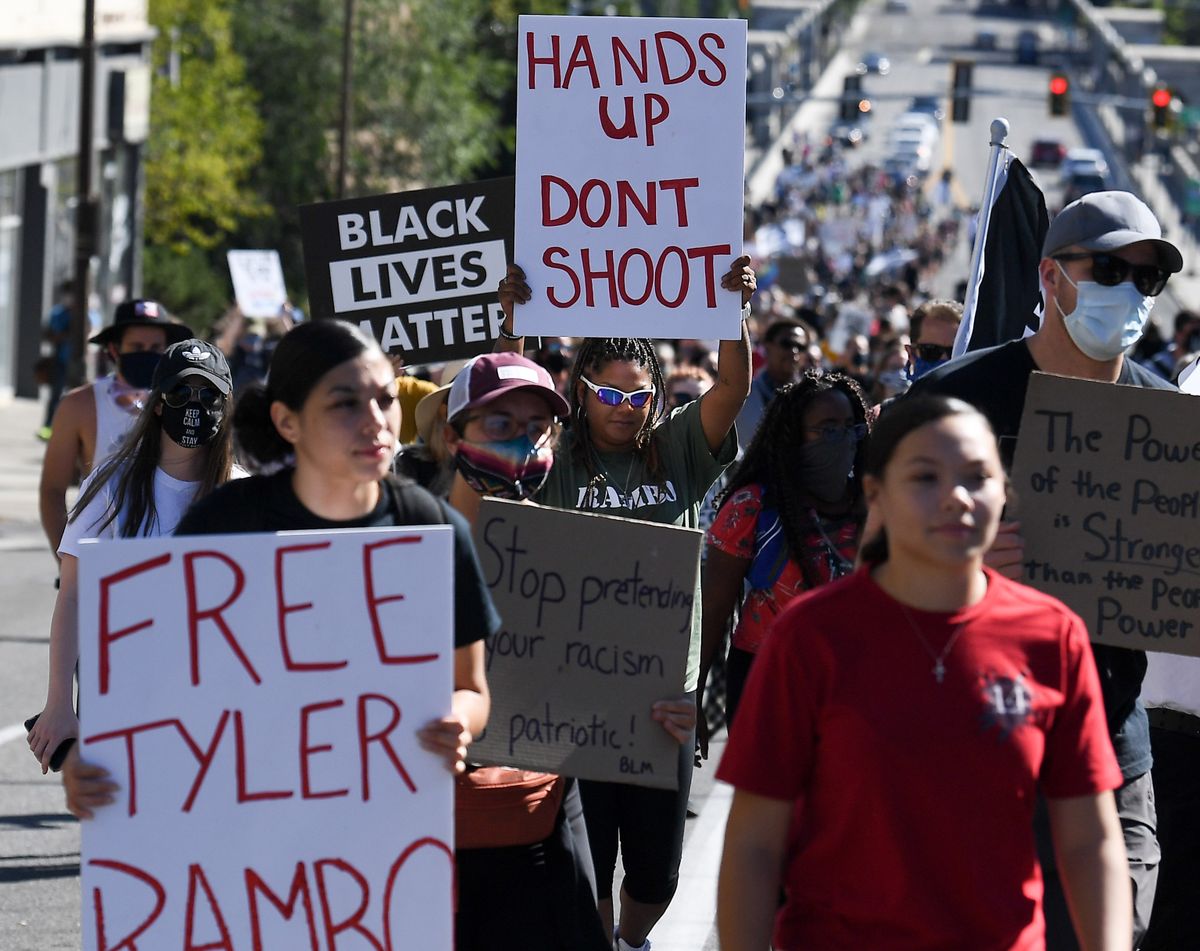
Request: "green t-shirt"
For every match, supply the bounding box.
[536,399,737,691]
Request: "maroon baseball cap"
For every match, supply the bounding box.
[446,353,569,423]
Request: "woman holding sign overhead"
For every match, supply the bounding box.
[63,321,499,816]
[717,396,1132,951]
[497,257,754,951]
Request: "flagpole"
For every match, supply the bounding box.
[954,117,1011,357]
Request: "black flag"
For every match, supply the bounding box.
[956,156,1049,354]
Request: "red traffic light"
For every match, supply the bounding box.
[1152,88,1171,109]
[1049,76,1069,96]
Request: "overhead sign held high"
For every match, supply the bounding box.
[514,16,747,341]
[300,178,514,365]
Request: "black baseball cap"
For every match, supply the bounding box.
[151,339,233,394]
[90,299,194,346]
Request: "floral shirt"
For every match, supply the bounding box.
[706,483,858,653]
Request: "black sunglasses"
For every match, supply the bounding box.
[913,343,953,362]
[1054,252,1170,297]
[162,382,225,411]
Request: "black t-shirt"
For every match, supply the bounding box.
[175,469,499,649]
[908,339,1175,780]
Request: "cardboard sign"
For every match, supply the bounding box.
[77,527,455,950]
[514,15,747,340]
[1011,373,1200,656]
[227,250,288,318]
[470,500,699,790]
[299,178,515,364]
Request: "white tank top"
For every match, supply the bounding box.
[92,374,142,471]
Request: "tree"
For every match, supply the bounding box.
[143,0,266,330]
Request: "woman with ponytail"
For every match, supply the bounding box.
[63,321,498,817]
[29,339,238,773]
[495,258,756,951]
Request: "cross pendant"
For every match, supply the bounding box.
[933,659,946,684]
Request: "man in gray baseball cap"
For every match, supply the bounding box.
[910,189,1185,948]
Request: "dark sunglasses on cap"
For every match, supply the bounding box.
[581,376,655,408]
[913,343,953,363]
[1053,252,1171,297]
[162,381,225,411]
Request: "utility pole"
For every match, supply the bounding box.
[69,0,98,388]
[336,0,355,199]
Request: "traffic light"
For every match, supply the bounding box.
[840,74,863,121]
[1152,85,1172,129]
[1048,73,1070,116]
[951,60,973,124]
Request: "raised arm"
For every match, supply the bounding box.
[699,255,754,455]
[496,265,530,355]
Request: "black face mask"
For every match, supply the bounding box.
[117,351,160,389]
[797,438,857,504]
[160,401,223,448]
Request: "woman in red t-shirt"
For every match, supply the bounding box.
[717,395,1131,951]
[697,369,870,755]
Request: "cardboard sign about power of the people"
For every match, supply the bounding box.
[470,499,699,790]
[77,527,455,950]
[226,250,288,318]
[299,177,514,364]
[1011,373,1200,656]
[514,15,747,340]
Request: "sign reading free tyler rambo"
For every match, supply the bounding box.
[470,499,699,790]
[300,178,514,364]
[1011,373,1200,657]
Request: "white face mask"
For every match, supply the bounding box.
[1054,262,1154,362]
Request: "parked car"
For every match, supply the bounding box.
[909,95,946,125]
[1029,138,1067,167]
[856,51,891,76]
[1060,147,1108,183]
[1015,29,1040,65]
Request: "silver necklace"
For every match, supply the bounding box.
[591,451,643,507]
[899,604,969,684]
[808,509,855,577]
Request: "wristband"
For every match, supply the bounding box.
[498,324,524,341]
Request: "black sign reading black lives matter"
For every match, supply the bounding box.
[300,178,514,364]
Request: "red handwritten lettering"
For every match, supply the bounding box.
[98,553,171,696]
[362,537,438,666]
[234,710,294,803]
[314,859,385,951]
[300,700,350,800]
[183,550,261,687]
[357,693,416,799]
[89,858,166,951]
[276,542,347,672]
[87,719,178,817]
[179,711,231,812]
[184,863,234,951]
[698,32,728,86]
[246,863,319,951]
[382,838,456,947]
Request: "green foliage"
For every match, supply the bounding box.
[1154,0,1200,46]
[143,244,232,338]
[144,0,266,251]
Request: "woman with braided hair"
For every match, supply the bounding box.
[497,257,754,951]
[696,369,871,756]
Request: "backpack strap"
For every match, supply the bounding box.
[382,474,448,526]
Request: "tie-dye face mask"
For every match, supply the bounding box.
[453,434,554,501]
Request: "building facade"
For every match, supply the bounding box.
[0,0,152,401]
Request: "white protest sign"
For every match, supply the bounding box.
[77,527,454,950]
[227,250,288,318]
[515,15,747,340]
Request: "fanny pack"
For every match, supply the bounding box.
[455,767,565,850]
